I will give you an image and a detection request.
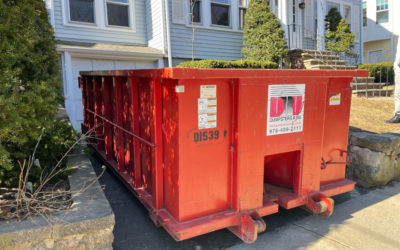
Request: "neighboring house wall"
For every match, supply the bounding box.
[362,0,399,63]
[167,0,362,64]
[364,39,392,63]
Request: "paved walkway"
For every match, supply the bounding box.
[230,181,400,250]
[91,155,400,250]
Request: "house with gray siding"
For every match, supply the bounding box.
[44,0,363,130]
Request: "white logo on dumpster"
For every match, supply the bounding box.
[267,84,305,136]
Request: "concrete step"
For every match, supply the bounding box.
[302,49,333,56]
[310,65,357,70]
[304,59,347,68]
[301,53,340,61]
[350,82,386,90]
[352,89,394,97]
[352,77,375,83]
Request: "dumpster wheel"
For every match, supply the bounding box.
[303,193,335,217]
[228,212,266,243]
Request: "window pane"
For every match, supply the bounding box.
[377,10,388,23]
[211,4,229,26]
[239,8,246,29]
[363,2,367,27]
[190,0,201,23]
[107,3,129,26]
[69,0,94,23]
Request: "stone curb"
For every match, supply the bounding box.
[0,146,115,249]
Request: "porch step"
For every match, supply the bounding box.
[301,53,340,61]
[310,65,357,70]
[302,49,333,56]
[352,77,375,83]
[352,89,394,97]
[304,59,347,68]
[350,82,385,90]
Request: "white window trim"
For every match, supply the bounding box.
[61,0,136,33]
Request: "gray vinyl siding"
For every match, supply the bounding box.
[53,0,147,45]
[168,1,243,60]
[146,0,165,51]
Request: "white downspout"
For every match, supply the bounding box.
[164,0,173,67]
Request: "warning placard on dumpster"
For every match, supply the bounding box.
[267,84,305,136]
[198,85,217,129]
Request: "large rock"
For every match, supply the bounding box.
[350,132,400,155]
[347,131,400,188]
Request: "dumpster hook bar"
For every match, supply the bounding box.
[86,108,157,148]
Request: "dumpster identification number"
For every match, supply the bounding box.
[194,130,220,142]
[267,84,305,136]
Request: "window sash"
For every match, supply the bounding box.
[363,2,367,27]
[190,0,201,23]
[211,2,230,26]
[69,0,95,23]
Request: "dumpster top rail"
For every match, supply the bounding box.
[80,68,369,79]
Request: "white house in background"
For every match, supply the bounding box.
[44,0,363,130]
[362,0,399,63]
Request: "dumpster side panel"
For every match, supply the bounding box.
[320,77,353,185]
[177,79,233,221]
[163,79,180,219]
[233,80,267,212]
[138,77,155,196]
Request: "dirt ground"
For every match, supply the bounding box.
[350,96,400,133]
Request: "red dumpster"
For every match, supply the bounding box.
[79,68,368,243]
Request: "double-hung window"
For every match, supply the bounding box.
[239,0,248,30]
[344,5,351,29]
[106,0,130,27]
[190,0,201,23]
[211,0,230,26]
[376,0,388,23]
[69,0,95,23]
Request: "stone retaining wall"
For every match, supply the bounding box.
[347,128,400,188]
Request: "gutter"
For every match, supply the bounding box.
[164,0,173,67]
[56,46,164,61]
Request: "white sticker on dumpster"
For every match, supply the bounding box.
[267,84,305,136]
[198,97,217,129]
[200,85,217,98]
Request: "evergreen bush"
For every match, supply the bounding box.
[0,0,77,187]
[176,59,278,69]
[325,8,355,57]
[358,62,394,84]
[241,0,288,64]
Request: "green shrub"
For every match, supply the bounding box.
[176,59,278,69]
[241,0,288,63]
[0,0,77,188]
[358,62,394,84]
